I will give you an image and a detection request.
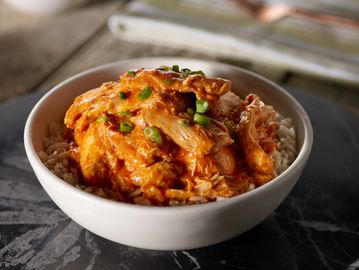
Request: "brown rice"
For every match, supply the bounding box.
[39,113,297,205]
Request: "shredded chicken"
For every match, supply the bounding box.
[236,94,278,185]
[64,67,280,205]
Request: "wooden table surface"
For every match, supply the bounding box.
[0,0,358,114]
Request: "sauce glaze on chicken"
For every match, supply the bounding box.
[64,66,279,205]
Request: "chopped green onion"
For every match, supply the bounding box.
[138,86,153,100]
[181,68,191,72]
[190,70,206,76]
[119,111,132,117]
[144,127,162,144]
[181,68,191,77]
[172,65,180,72]
[196,100,209,113]
[181,119,190,127]
[96,116,107,123]
[164,78,174,86]
[119,91,127,99]
[194,113,211,127]
[157,65,171,71]
[128,70,136,76]
[119,121,133,133]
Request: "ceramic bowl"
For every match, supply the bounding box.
[24,58,313,250]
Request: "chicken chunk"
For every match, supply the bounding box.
[209,91,243,120]
[236,94,277,185]
[142,109,215,157]
[77,122,112,186]
[65,82,121,131]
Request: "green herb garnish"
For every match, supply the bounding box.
[96,116,107,123]
[181,68,191,77]
[156,65,171,71]
[119,111,132,117]
[196,100,209,113]
[193,113,211,127]
[190,70,206,76]
[119,121,133,133]
[138,86,153,100]
[128,70,136,76]
[172,65,180,72]
[144,127,162,144]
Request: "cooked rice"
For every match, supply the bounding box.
[39,112,297,206]
[270,116,297,175]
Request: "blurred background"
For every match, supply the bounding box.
[0,0,358,113]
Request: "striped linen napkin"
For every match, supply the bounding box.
[108,0,359,84]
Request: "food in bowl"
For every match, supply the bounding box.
[38,65,297,206]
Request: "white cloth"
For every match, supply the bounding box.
[108,0,359,84]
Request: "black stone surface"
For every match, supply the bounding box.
[0,89,358,270]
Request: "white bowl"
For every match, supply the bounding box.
[24,58,313,250]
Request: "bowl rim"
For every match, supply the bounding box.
[24,57,313,214]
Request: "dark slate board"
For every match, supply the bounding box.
[0,88,358,270]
